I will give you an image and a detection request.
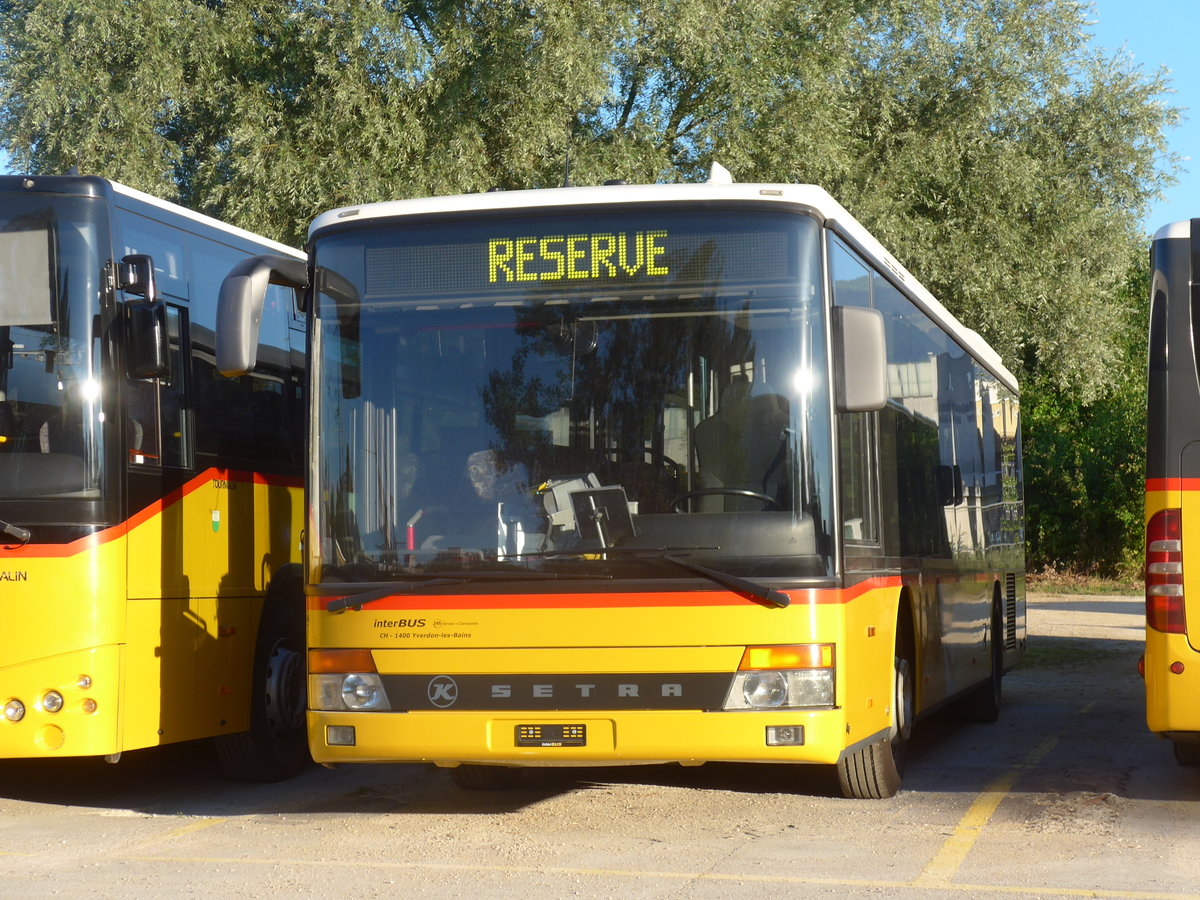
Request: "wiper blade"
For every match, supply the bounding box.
[518,545,719,558]
[663,556,790,609]
[1,519,31,546]
[324,570,608,613]
[326,578,468,612]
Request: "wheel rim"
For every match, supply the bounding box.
[263,640,305,736]
[892,656,913,744]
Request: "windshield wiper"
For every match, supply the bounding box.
[1,519,31,546]
[662,556,790,609]
[325,569,610,613]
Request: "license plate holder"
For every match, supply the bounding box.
[515,724,587,747]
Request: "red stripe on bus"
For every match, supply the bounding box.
[1,468,302,559]
[313,575,905,612]
[1146,478,1200,493]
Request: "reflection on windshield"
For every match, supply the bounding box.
[313,210,833,581]
[0,196,104,499]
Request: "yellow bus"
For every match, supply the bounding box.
[1144,218,1200,766]
[0,174,309,780]
[219,169,1026,797]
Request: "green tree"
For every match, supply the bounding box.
[0,0,1177,572]
[1024,256,1149,577]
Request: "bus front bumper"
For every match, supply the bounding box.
[308,707,858,767]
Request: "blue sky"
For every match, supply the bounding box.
[0,1,1194,234]
[1089,0,1197,233]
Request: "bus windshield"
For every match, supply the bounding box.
[311,208,834,581]
[0,194,107,499]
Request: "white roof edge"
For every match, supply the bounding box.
[110,181,303,258]
[309,181,1019,393]
[1153,220,1192,242]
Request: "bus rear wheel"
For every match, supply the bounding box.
[449,764,524,790]
[1173,740,1200,766]
[837,649,913,799]
[214,573,310,782]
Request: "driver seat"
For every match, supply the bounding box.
[692,378,790,512]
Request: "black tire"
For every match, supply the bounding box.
[214,569,310,782]
[837,636,914,800]
[449,765,524,790]
[1173,741,1200,767]
[962,594,1004,724]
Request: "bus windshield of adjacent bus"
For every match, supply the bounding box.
[310,208,836,582]
[0,194,106,499]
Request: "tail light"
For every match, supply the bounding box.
[1146,509,1187,633]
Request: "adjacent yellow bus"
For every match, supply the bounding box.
[1144,218,1200,766]
[1,175,309,780]
[219,170,1025,797]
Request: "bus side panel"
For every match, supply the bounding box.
[307,582,901,768]
[1146,483,1200,734]
[0,536,126,759]
[123,469,301,748]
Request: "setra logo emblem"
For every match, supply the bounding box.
[427,675,459,708]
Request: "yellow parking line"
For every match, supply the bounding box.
[915,710,1082,889]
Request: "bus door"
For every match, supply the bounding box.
[1179,441,1200,652]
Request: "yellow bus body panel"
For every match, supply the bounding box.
[309,582,902,767]
[1145,485,1200,736]
[1,469,301,760]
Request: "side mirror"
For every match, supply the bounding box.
[834,306,888,412]
[120,254,168,379]
[124,300,169,379]
[120,254,157,303]
[217,254,308,376]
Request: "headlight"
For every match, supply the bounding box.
[724,669,835,709]
[311,673,391,711]
[723,644,836,710]
[42,691,64,713]
[4,699,25,722]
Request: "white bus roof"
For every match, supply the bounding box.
[111,181,303,259]
[1153,220,1192,242]
[311,179,1018,393]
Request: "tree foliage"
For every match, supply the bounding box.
[0,0,1178,572]
[1023,256,1149,578]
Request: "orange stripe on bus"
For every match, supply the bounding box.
[1,468,302,559]
[312,575,905,612]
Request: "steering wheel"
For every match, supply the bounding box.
[669,489,782,513]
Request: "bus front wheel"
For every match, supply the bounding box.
[836,641,913,800]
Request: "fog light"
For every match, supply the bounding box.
[42,691,64,713]
[766,725,805,746]
[4,699,24,722]
[327,725,356,746]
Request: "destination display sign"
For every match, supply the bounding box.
[356,210,798,302]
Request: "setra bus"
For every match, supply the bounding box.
[218,168,1026,798]
[0,174,309,780]
[1145,218,1200,766]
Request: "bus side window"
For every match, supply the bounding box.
[829,238,881,547]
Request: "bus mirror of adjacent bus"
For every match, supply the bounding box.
[935,464,964,507]
[120,254,169,380]
[123,300,169,380]
[833,306,887,412]
[216,254,309,376]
